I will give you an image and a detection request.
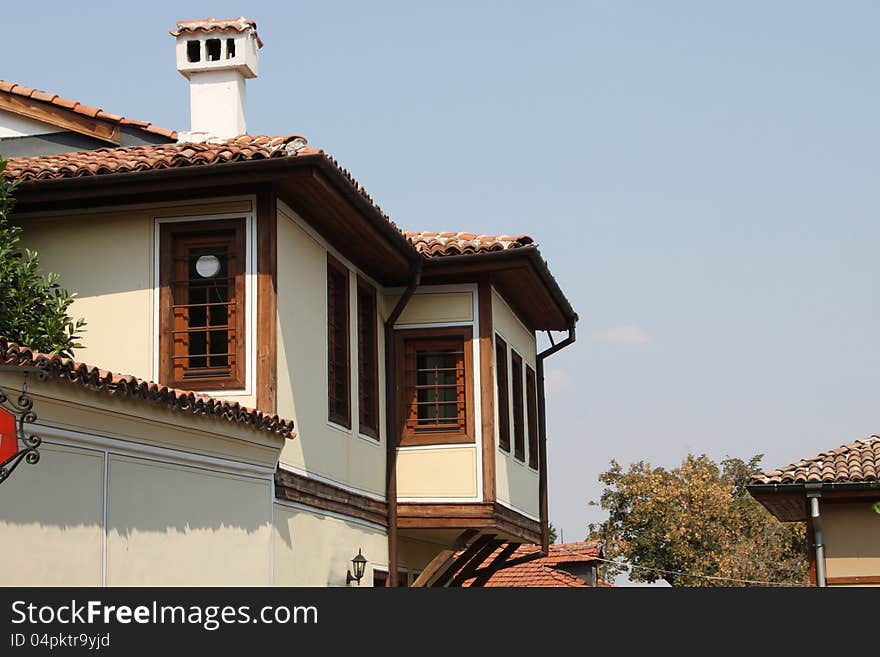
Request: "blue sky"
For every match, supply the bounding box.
[6,2,880,579]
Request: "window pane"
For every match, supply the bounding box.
[408,343,464,432]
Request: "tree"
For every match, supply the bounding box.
[548,523,558,544]
[588,453,808,587]
[0,157,85,356]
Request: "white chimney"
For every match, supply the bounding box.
[171,17,263,141]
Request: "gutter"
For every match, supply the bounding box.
[536,321,577,553]
[746,481,880,494]
[384,260,422,587]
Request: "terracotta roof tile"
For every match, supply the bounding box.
[0,80,178,140]
[405,230,534,257]
[0,336,295,440]
[4,134,309,181]
[459,541,603,588]
[4,135,567,301]
[749,436,880,485]
[170,16,263,48]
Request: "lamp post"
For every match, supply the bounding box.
[346,548,368,586]
[0,366,46,486]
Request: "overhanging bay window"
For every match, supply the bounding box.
[396,327,474,446]
[159,219,246,390]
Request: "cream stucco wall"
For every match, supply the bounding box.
[276,203,386,497]
[823,501,880,584]
[273,502,388,586]
[18,198,257,408]
[387,291,474,325]
[0,442,104,586]
[388,284,482,502]
[0,374,282,587]
[106,455,272,586]
[492,288,539,519]
[397,447,478,498]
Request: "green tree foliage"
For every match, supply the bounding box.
[588,454,808,587]
[548,523,558,544]
[0,158,85,356]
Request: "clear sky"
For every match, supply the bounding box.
[5,2,880,579]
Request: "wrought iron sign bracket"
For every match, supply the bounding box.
[0,365,48,486]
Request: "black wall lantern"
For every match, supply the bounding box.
[346,548,367,586]
[0,366,46,486]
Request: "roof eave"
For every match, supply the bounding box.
[11,152,421,277]
[421,245,578,329]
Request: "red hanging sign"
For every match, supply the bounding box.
[0,408,17,463]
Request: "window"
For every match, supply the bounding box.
[159,219,246,390]
[397,327,474,446]
[495,335,510,452]
[327,255,350,428]
[357,278,379,439]
[526,365,538,469]
[511,351,525,462]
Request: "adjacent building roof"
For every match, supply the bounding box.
[459,541,603,588]
[749,436,880,485]
[0,80,177,140]
[0,337,295,440]
[170,17,263,48]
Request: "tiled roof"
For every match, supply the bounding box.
[4,135,571,318]
[0,337,295,440]
[459,541,602,588]
[170,17,263,48]
[0,80,177,140]
[405,231,534,257]
[4,134,312,181]
[749,436,880,485]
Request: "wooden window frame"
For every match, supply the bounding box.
[357,276,380,440]
[526,364,539,470]
[159,218,247,391]
[396,326,475,447]
[495,335,510,453]
[327,254,351,429]
[511,351,525,462]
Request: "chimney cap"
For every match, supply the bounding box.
[170,16,263,48]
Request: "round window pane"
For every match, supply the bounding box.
[195,254,221,278]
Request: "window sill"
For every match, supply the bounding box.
[399,432,474,447]
[357,432,381,445]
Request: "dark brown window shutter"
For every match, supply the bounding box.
[511,351,525,462]
[495,336,510,452]
[327,255,350,428]
[526,365,538,469]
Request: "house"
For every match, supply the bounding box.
[420,540,605,588]
[0,17,578,587]
[747,436,880,587]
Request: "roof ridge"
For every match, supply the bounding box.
[0,336,295,439]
